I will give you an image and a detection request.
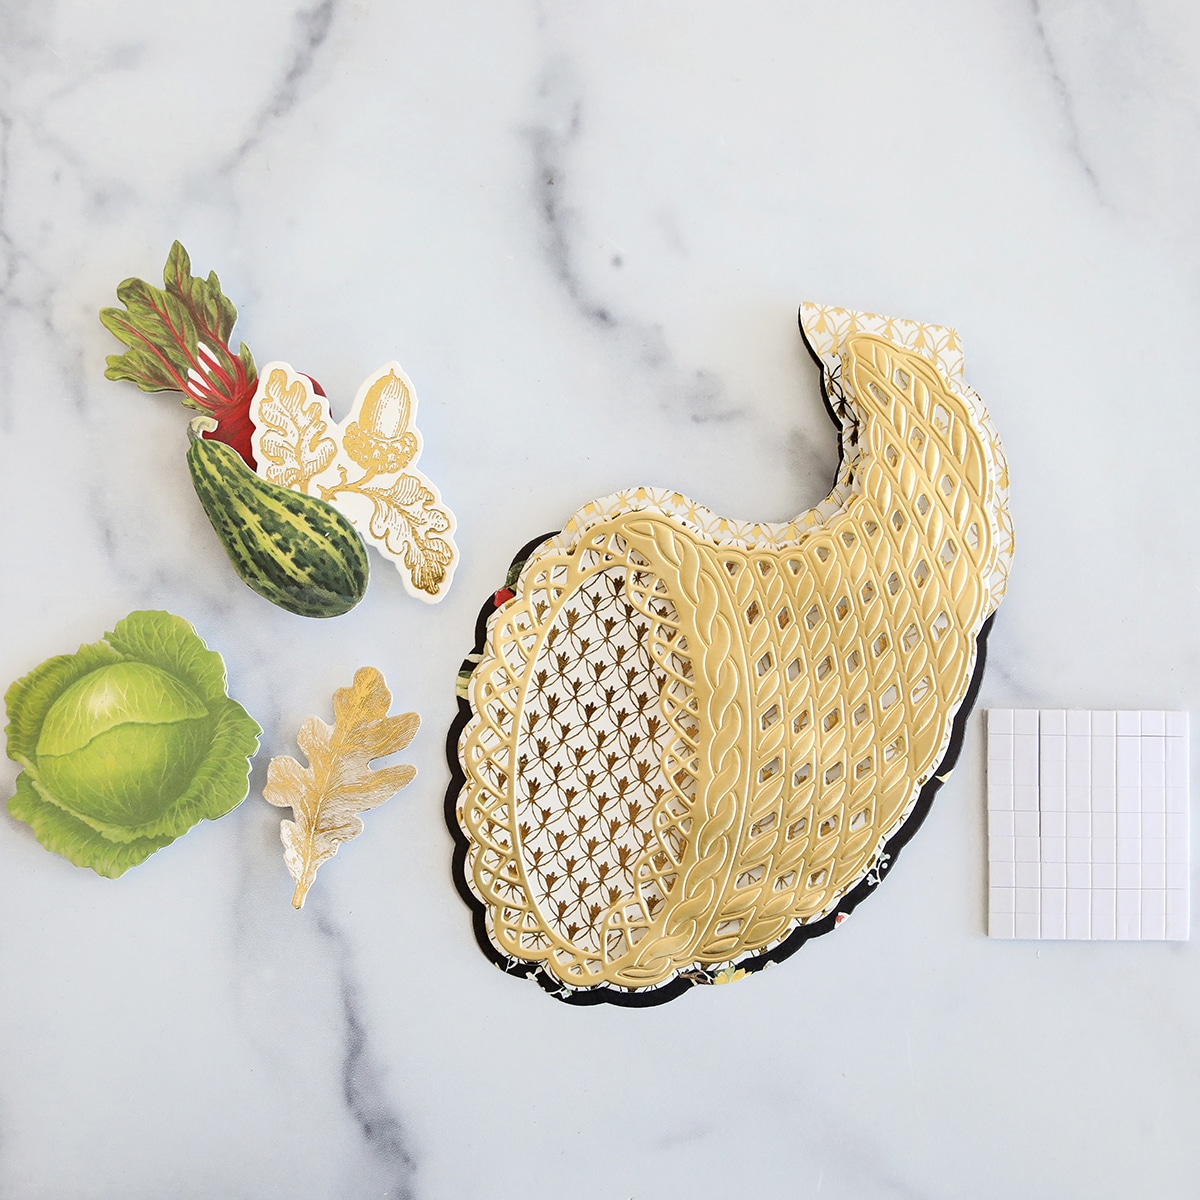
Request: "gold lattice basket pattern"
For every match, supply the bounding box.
[452,304,1012,999]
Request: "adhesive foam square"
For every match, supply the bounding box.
[986,710,1189,941]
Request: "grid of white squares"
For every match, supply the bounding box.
[987,710,1189,940]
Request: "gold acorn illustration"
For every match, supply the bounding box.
[343,369,419,475]
[452,303,1013,999]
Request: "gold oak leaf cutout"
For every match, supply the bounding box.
[264,667,419,908]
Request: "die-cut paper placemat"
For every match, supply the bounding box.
[447,303,1013,1005]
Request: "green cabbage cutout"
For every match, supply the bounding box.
[5,610,261,877]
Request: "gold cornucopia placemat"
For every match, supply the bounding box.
[448,303,1013,1003]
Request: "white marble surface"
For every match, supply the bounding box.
[2,2,1200,1196]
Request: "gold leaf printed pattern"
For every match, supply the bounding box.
[512,567,680,953]
[263,666,418,908]
[361,473,456,597]
[254,366,338,492]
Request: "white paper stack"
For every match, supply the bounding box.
[986,709,1189,940]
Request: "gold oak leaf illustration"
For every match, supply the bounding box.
[255,366,338,492]
[361,473,455,595]
[264,666,419,908]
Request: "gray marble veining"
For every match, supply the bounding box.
[2,2,1199,1197]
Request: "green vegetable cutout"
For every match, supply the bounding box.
[100,243,378,618]
[5,611,261,877]
[187,418,369,619]
[100,240,259,467]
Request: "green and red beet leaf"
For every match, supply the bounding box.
[100,241,259,467]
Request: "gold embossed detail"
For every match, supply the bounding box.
[341,371,419,475]
[512,566,685,952]
[250,362,458,602]
[456,307,1012,992]
[253,367,338,492]
[264,666,418,909]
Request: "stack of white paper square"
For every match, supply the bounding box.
[987,710,1189,940]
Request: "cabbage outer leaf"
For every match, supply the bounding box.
[8,773,173,878]
[104,609,231,705]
